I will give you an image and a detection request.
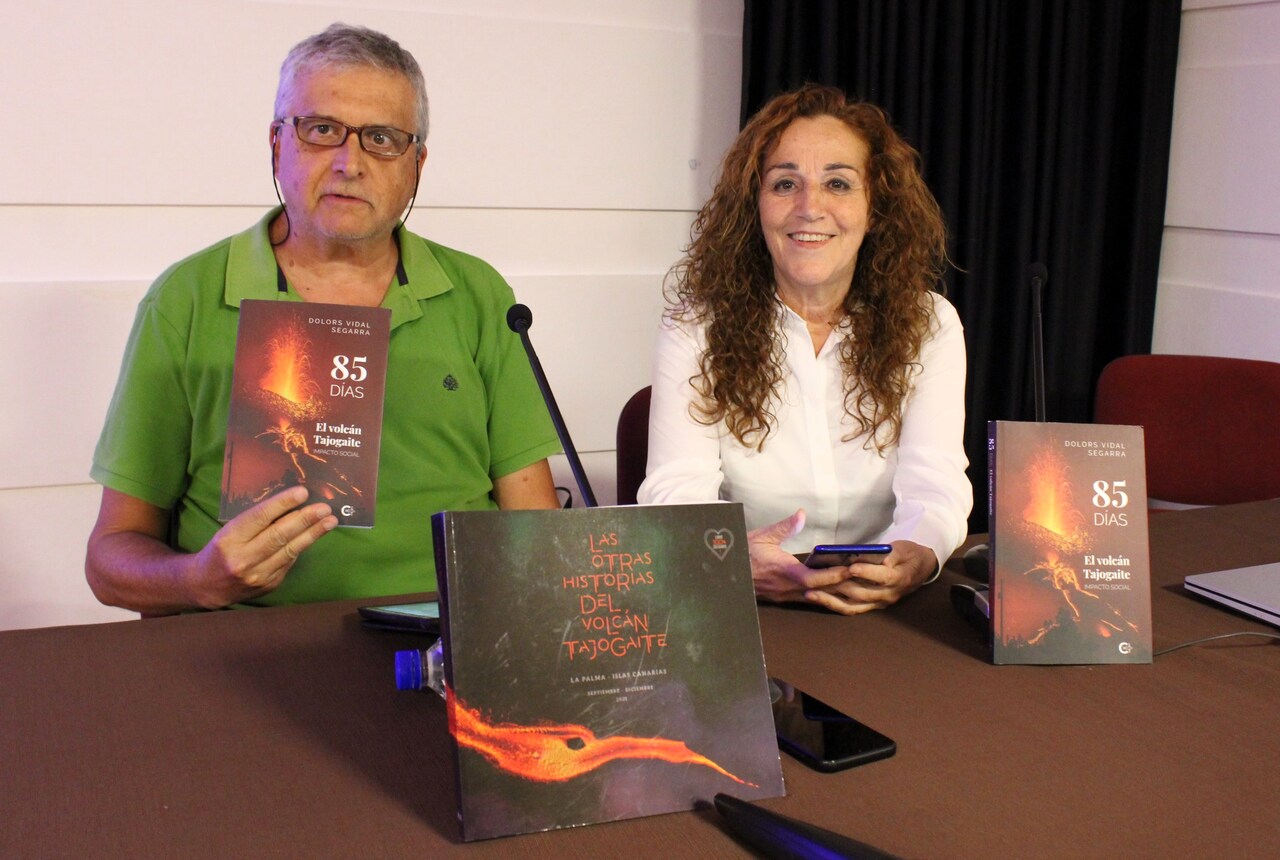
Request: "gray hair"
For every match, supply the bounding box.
[274,22,429,141]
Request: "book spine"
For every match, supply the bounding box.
[986,420,999,661]
[429,510,468,839]
[430,511,455,683]
[986,421,997,551]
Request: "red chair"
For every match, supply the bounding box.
[1093,354,1280,505]
[615,386,652,505]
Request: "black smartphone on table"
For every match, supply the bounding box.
[357,601,441,634]
[804,543,892,569]
[770,677,896,772]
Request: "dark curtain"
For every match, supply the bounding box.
[742,0,1181,531]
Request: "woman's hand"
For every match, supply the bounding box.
[806,540,939,615]
[747,509,855,605]
[746,509,939,616]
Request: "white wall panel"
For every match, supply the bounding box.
[0,208,268,283]
[2,0,742,211]
[255,0,742,32]
[1155,1,1280,359]
[1152,281,1280,362]
[1178,1,1280,65]
[1157,227,1280,297]
[1156,189,1280,367]
[1165,64,1280,233]
[0,280,148,490]
[1182,0,1275,15]
[0,485,135,630]
[419,15,740,210]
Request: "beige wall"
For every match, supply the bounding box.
[0,0,743,630]
[1155,0,1280,361]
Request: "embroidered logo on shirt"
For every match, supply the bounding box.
[442,374,459,391]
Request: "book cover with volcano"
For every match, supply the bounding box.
[220,299,390,527]
[988,421,1152,664]
[432,504,786,841]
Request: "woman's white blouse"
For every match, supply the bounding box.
[638,292,972,567]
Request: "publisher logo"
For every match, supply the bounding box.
[704,529,734,560]
[340,505,355,517]
[1118,641,1133,656]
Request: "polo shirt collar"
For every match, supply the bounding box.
[224,206,454,330]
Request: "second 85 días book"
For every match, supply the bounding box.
[987,420,1152,665]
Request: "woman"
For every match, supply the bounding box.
[638,85,971,616]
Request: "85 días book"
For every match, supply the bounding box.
[432,504,785,842]
[220,299,390,527]
[987,421,1152,664]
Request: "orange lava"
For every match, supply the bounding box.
[259,321,317,405]
[448,692,755,786]
[1021,446,1084,538]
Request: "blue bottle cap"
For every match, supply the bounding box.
[394,649,424,691]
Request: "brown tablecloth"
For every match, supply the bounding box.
[2,501,1278,858]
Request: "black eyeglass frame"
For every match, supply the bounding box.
[276,115,422,157]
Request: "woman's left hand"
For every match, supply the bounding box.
[805,540,939,615]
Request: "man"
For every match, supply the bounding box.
[86,24,561,614]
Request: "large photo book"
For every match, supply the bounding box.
[988,421,1152,665]
[220,299,390,527]
[432,503,785,841]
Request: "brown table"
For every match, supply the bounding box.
[3,501,1279,858]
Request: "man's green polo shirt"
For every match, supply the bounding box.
[92,209,560,603]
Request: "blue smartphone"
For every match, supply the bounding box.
[804,544,892,569]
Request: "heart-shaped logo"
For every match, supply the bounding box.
[704,529,734,560]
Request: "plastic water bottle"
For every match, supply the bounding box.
[394,638,446,698]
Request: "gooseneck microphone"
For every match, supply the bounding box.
[1028,262,1048,423]
[506,304,598,507]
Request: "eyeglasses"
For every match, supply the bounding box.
[277,116,421,157]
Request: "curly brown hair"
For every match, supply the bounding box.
[668,84,948,452]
